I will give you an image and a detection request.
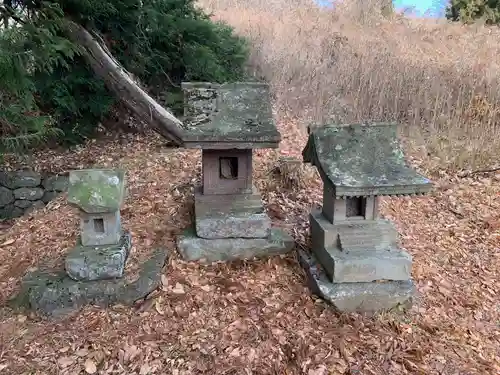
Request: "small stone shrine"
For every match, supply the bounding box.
[12,169,167,317]
[177,82,294,262]
[65,169,130,281]
[299,123,433,313]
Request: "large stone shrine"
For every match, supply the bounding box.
[177,82,294,262]
[12,169,167,317]
[299,123,433,313]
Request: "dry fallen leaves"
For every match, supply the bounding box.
[0,117,497,375]
[84,358,97,374]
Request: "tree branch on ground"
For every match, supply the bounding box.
[63,21,185,146]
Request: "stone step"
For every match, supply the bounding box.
[298,250,415,313]
[194,186,271,239]
[177,227,294,263]
[312,245,412,283]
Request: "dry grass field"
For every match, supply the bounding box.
[199,0,500,171]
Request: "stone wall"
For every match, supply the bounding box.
[0,170,69,220]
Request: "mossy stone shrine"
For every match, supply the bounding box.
[299,123,433,313]
[13,169,167,317]
[177,82,294,262]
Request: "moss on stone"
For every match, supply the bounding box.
[67,169,126,213]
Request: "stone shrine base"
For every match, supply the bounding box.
[298,250,415,313]
[194,186,271,239]
[10,249,168,317]
[177,227,294,263]
[65,232,132,281]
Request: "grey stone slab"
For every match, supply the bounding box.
[42,175,69,192]
[0,186,14,208]
[181,82,281,148]
[65,231,131,281]
[194,187,271,239]
[14,187,44,201]
[67,169,126,213]
[312,245,412,283]
[177,227,294,263]
[42,190,60,203]
[0,170,41,189]
[309,209,399,252]
[298,250,414,313]
[14,199,34,209]
[10,248,167,318]
[0,204,24,219]
[25,201,45,215]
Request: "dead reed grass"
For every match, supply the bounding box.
[199,0,500,171]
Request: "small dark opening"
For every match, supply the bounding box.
[219,157,238,179]
[346,197,366,217]
[93,218,105,233]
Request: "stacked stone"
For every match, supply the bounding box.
[0,170,68,219]
[65,169,131,282]
[300,123,433,313]
[179,183,294,262]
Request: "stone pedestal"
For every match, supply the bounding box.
[65,232,132,281]
[302,209,415,313]
[299,250,415,313]
[12,248,167,317]
[177,186,294,263]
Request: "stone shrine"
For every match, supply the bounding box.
[13,169,167,317]
[177,82,294,262]
[65,169,130,281]
[299,123,433,313]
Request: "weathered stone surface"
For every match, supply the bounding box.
[42,190,60,203]
[177,227,294,262]
[14,187,44,201]
[10,248,167,317]
[0,204,24,219]
[181,82,281,149]
[65,231,131,281]
[194,187,271,239]
[201,149,253,195]
[309,209,399,252]
[25,201,45,214]
[312,245,412,283]
[80,210,122,246]
[0,186,14,207]
[302,123,433,197]
[67,169,126,213]
[0,170,41,189]
[14,200,34,209]
[298,250,414,313]
[310,209,397,251]
[42,175,69,192]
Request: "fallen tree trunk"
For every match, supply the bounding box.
[64,20,185,146]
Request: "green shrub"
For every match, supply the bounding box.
[0,0,249,153]
[446,0,500,24]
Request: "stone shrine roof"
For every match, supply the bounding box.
[180,82,281,149]
[302,123,433,197]
[67,169,126,213]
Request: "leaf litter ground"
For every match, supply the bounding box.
[0,119,498,375]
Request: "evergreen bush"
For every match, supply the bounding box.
[0,0,249,154]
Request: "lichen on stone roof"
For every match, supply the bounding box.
[180,82,281,148]
[302,123,432,197]
[67,169,126,213]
